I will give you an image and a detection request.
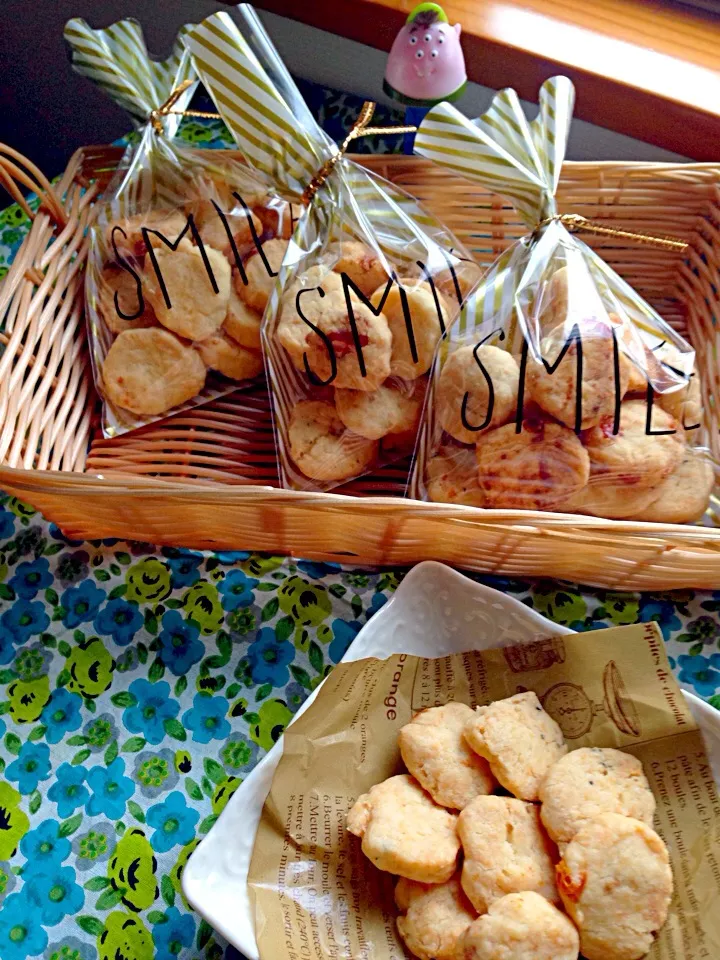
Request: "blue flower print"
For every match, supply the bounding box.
[247,628,294,685]
[61,579,106,629]
[8,557,52,600]
[285,681,308,714]
[94,597,143,646]
[638,597,682,642]
[19,820,71,875]
[86,757,135,819]
[677,654,720,699]
[365,592,388,621]
[6,741,51,794]
[123,679,180,745]
[215,550,250,563]
[219,569,259,611]
[329,619,362,664]
[0,624,15,665]
[0,716,5,740]
[47,763,89,819]
[153,905,196,957]
[27,864,84,926]
[298,560,342,580]
[182,694,231,744]
[166,553,203,588]
[49,522,82,546]
[0,892,48,960]
[41,689,83,743]
[56,549,89,586]
[1,599,49,643]
[158,610,204,676]
[0,508,14,540]
[147,791,200,853]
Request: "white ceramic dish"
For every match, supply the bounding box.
[183,561,720,959]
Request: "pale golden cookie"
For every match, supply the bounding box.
[236,238,288,314]
[98,265,156,334]
[632,448,714,523]
[563,476,661,520]
[582,399,684,490]
[395,875,476,960]
[188,196,262,257]
[372,279,449,380]
[437,345,519,444]
[556,813,672,960]
[475,419,590,511]
[196,332,263,381]
[347,774,460,883]
[527,321,631,430]
[399,703,496,810]
[457,796,558,913]
[464,692,566,801]
[433,259,483,308]
[288,400,377,482]
[335,380,424,440]
[656,374,703,431]
[101,328,206,416]
[144,238,231,342]
[539,747,656,847]
[426,447,485,507]
[458,892,579,960]
[330,240,388,297]
[106,209,188,260]
[224,284,263,350]
[254,199,303,240]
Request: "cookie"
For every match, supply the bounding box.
[395,875,476,960]
[458,892,579,960]
[463,692,566,801]
[399,703,496,810]
[563,476,661,520]
[426,447,485,507]
[475,418,590,511]
[556,813,672,960]
[527,320,631,430]
[330,240,388,297]
[437,345,519,444]
[539,747,656,847]
[236,238,288,314]
[433,259,483,309]
[582,399,684,490]
[254,199,303,240]
[372,279,449,380]
[98,265,156,334]
[457,796,558,912]
[189,195,263,258]
[347,774,460,883]
[102,328,206,416]
[144,238,231,341]
[335,380,424,440]
[656,372,703,431]
[224,284,263,350]
[106,209,188,261]
[632,448,714,523]
[288,400,378,482]
[196,331,263,381]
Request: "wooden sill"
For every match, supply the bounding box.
[241,0,720,160]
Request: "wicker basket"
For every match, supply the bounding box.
[1,143,720,589]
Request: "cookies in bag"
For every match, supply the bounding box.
[410,77,715,523]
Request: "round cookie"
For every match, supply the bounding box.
[426,447,485,507]
[527,320,631,430]
[236,238,288,314]
[556,813,672,960]
[395,875,476,960]
[98,264,156,334]
[539,747,656,847]
[632,448,714,524]
[457,795,558,913]
[475,418,590,511]
[102,328,206,416]
[433,259,483,309]
[563,476,661,520]
[105,209,188,261]
[582,399,684,490]
[144,238,231,341]
[188,194,263,258]
[196,332,263,381]
[288,400,378,482]
[372,279,449,380]
[335,380,424,440]
[347,774,460,883]
[224,284,263,350]
[254,199,303,240]
[458,892,579,960]
[399,703,497,810]
[437,344,520,444]
[330,240,388,297]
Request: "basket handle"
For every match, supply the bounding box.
[0,144,67,227]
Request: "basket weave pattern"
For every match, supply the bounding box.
[1,145,719,589]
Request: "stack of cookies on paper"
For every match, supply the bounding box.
[347,693,672,960]
[97,177,300,417]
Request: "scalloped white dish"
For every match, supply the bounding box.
[183,561,720,959]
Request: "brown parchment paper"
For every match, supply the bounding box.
[248,623,720,960]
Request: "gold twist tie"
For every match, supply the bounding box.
[539,213,687,251]
[149,79,221,134]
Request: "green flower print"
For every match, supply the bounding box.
[133,748,179,799]
[178,120,214,143]
[212,776,240,815]
[174,750,191,774]
[182,581,224,636]
[66,637,115,699]
[0,860,16,898]
[594,592,639,626]
[98,912,152,960]
[85,715,116,750]
[531,587,587,626]
[108,828,158,912]
[137,756,169,788]
[8,675,50,723]
[227,606,257,637]
[278,576,332,626]
[0,782,29,859]
[125,558,171,604]
[247,698,292,752]
[221,736,256,771]
[13,645,50,680]
[6,497,36,520]
[170,838,201,910]
[241,554,284,577]
[0,204,29,228]
[48,943,86,960]
[74,825,114,870]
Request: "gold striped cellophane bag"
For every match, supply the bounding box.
[64,17,301,438]
[185,6,483,494]
[409,76,715,527]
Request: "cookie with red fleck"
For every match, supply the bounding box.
[458,892,579,960]
[395,874,476,960]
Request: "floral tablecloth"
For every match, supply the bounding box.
[0,81,719,960]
